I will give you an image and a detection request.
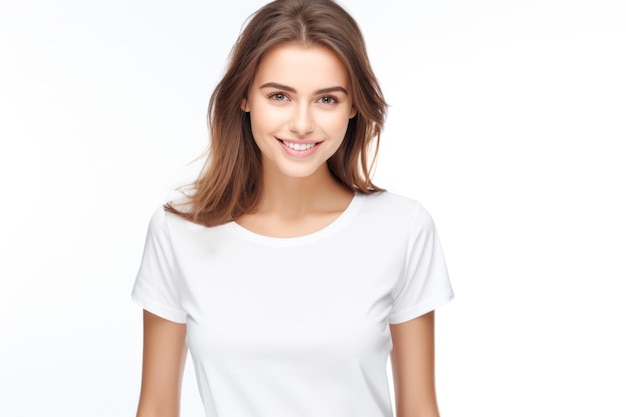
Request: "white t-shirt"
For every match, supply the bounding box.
[132,191,453,417]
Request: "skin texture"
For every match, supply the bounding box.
[136,44,441,416]
[390,311,440,417]
[136,311,187,417]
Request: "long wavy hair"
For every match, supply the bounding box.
[167,0,387,226]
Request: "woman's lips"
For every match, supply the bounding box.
[276,137,321,157]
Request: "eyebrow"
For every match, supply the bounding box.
[259,82,348,95]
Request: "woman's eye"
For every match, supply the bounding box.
[319,96,337,104]
[270,93,288,101]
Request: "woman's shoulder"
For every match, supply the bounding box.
[359,190,435,228]
[143,193,199,233]
[361,190,423,212]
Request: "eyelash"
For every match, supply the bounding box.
[318,96,338,105]
[268,92,289,102]
[267,92,339,105]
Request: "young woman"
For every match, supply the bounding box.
[132,1,454,416]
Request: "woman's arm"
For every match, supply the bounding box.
[389,311,440,417]
[136,310,187,417]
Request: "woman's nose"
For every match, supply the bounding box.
[288,103,315,135]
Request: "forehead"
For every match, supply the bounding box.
[253,44,350,91]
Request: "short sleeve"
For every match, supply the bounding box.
[131,207,187,323]
[389,204,454,324]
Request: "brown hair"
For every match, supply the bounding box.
[167,0,387,226]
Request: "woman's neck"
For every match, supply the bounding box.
[255,163,352,220]
[234,163,353,238]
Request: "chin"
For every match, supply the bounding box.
[269,159,329,180]
[278,166,321,179]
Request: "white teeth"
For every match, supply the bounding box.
[282,140,316,151]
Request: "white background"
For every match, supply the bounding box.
[1,0,624,416]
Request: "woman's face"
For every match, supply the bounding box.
[242,43,356,179]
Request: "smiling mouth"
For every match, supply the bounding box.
[279,139,319,151]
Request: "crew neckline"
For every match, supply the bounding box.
[227,193,365,246]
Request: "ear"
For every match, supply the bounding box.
[349,105,357,119]
[241,98,250,112]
